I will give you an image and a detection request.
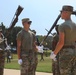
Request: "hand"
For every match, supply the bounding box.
[34,46,38,52]
[18,59,22,65]
[50,51,56,61]
[53,57,57,61]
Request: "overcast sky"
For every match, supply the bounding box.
[0,0,76,35]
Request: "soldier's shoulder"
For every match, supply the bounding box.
[17,29,23,36]
[17,30,21,35]
[59,22,68,29]
[60,22,67,26]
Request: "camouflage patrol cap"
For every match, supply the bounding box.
[22,18,32,24]
[60,5,73,12]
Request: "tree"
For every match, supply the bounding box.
[7,26,22,46]
[0,22,6,34]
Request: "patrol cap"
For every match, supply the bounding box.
[60,5,73,12]
[22,18,32,24]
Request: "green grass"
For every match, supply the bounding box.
[5,54,20,69]
[37,55,52,73]
[5,50,52,73]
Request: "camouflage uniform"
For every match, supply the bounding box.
[58,5,76,74]
[17,29,36,75]
[52,31,60,75]
[0,32,5,75]
[34,51,38,75]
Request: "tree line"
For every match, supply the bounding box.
[0,22,53,49]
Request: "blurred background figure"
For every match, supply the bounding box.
[38,44,44,61]
[5,45,11,63]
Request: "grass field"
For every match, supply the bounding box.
[5,50,52,73]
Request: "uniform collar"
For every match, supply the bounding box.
[65,19,72,22]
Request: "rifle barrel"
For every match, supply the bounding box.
[5,5,23,37]
[8,5,23,30]
[43,14,61,42]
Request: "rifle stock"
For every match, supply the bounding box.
[6,5,23,37]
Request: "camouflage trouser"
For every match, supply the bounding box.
[34,52,38,75]
[21,51,35,75]
[59,48,76,75]
[52,54,60,75]
[0,50,5,75]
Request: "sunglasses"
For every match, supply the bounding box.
[27,21,32,25]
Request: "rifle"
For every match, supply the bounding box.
[5,5,24,38]
[41,11,76,45]
[41,14,61,45]
[45,28,53,35]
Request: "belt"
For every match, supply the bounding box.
[62,45,75,49]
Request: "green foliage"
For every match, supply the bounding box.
[10,26,22,46]
[36,35,53,49]
[5,26,22,46]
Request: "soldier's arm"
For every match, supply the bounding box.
[51,40,54,50]
[17,39,21,59]
[54,32,64,55]
[34,42,38,51]
[33,34,38,52]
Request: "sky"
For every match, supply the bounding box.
[0,0,76,35]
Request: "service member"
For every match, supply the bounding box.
[0,27,5,75]
[50,5,76,75]
[17,18,37,75]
